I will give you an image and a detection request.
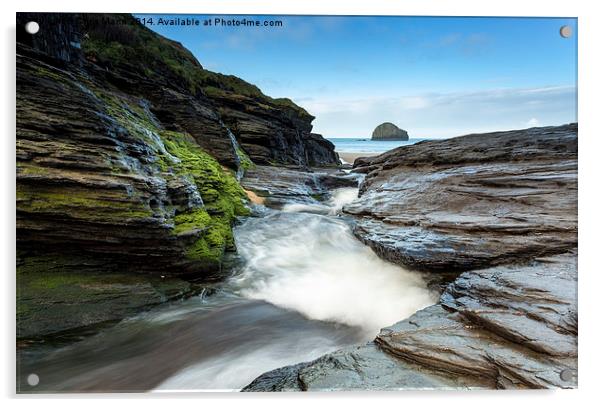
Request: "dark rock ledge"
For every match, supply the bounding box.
[244,124,578,390]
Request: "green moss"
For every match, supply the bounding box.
[17,163,48,176]
[173,210,211,234]
[29,273,89,290]
[16,255,194,339]
[33,65,69,83]
[311,193,327,202]
[158,130,249,265]
[236,147,254,170]
[17,186,153,221]
[185,236,218,264]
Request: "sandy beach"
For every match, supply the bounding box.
[338,151,379,165]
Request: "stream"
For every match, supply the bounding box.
[17,187,436,392]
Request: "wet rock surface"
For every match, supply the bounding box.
[347,124,577,272]
[242,165,360,208]
[16,51,243,278]
[377,252,577,389]
[206,91,339,167]
[245,125,578,391]
[246,252,577,390]
[17,255,197,339]
[243,342,484,391]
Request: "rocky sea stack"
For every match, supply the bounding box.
[16,12,338,339]
[371,122,409,140]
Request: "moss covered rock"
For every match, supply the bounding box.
[17,255,195,339]
[15,11,337,339]
[17,53,249,276]
[15,50,250,337]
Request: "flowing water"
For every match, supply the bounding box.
[17,187,436,392]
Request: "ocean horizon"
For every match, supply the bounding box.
[327,137,431,154]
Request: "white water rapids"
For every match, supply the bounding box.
[158,187,435,390]
[233,192,434,334]
[18,187,436,392]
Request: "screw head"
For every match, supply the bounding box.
[560,368,577,382]
[26,373,39,386]
[24,21,40,35]
[560,25,572,38]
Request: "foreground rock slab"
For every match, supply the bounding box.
[378,252,577,389]
[245,252,577,390]
[243,343,484,391]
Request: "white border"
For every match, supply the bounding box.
[1,0,584,16]
[2,1,600,406]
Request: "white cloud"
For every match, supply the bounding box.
[526,117,540,127]
[298,86,576,138]
[399,96,430,110]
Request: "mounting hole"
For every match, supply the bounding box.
[559,25,572,38]
[27,373,39,386]
[560,368,577,382]
[25,21,40,35]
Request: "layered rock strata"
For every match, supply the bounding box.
[16,12,338,339]
[349,124,577,272]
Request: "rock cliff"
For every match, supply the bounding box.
[16,12,337,339]
[244,124,578,390]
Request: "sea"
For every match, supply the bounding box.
[327,138,431,154]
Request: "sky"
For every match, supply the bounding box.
[138,15,577,138]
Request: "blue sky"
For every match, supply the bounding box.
[138,15,577,138]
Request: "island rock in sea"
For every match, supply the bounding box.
[371,122,409,140]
